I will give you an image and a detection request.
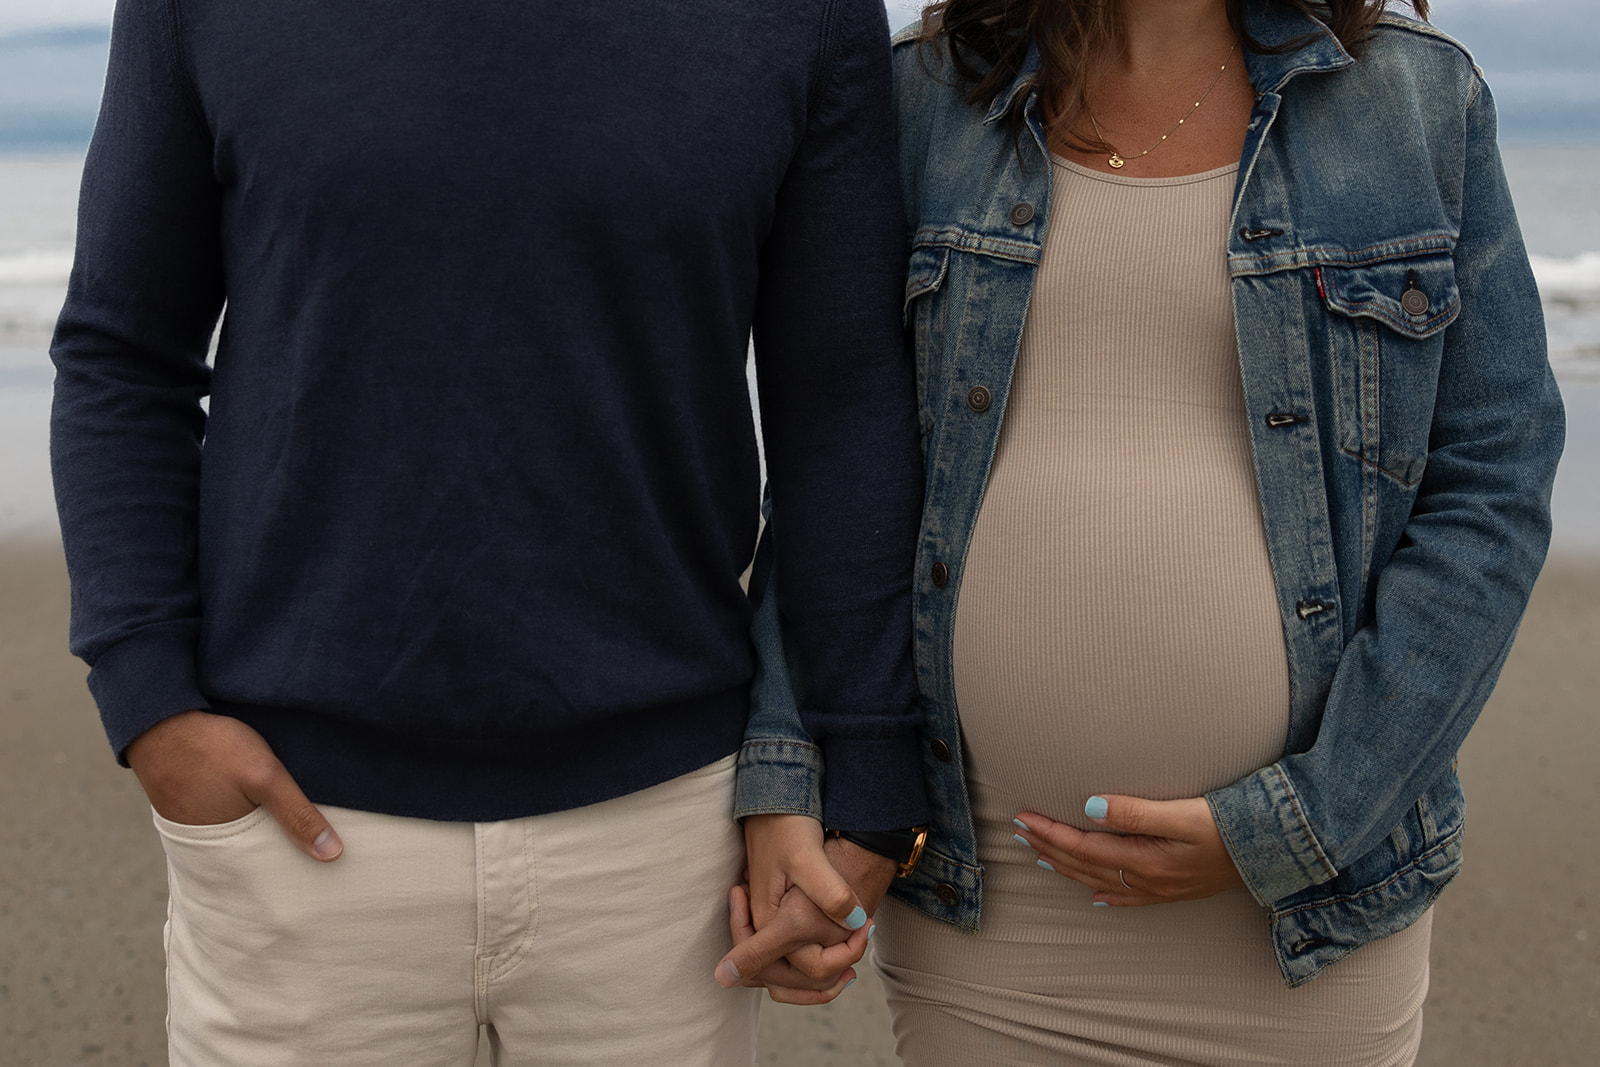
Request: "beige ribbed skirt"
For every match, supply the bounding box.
[875,159,1431,1066]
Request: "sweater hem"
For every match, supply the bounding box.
[218,689,748,822]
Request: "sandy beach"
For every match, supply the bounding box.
[2,535,1596,1065]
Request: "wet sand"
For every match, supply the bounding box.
[2,537,1596,1065]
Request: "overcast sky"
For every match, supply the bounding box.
[0,0,1557,36]
[0,0,1590,147]
[0,0,110,35]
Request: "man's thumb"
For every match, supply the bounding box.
[717,885,784,989]
[253,764,343,862]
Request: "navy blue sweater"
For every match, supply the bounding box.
[51,0,927,827]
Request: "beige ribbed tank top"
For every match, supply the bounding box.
[873,158,1431,1067]
[951,157,1288,813]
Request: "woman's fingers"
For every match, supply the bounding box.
[1013,811,1152,874]
[1012,825,1143,896]
[719,883,864,1000]
[1013,796,1245,905]
[1037,851,1161,903]
[716,881,869,991]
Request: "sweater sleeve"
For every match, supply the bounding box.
[749,0,929,831]
[50,0,224,761]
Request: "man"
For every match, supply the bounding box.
[51,0,925,1062]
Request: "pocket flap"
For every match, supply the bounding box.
[904,245,951,321]
[1321,254,1461,338]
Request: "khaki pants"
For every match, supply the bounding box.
[155,754,758,1066]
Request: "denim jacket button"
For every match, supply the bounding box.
[1008,202,1034,225]
[966,385,992,412]
[930,738,952,762]
[935,883,960,906]
[930,561,950,588]
[1401,288,1430,315]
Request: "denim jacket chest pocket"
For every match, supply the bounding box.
[1317,253,1462,487]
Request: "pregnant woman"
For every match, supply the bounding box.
[848,0,1566,1063]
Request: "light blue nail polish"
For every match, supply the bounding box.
[845,906,868,930]
[1012,818,1029,831]
[1037,858,1055,872]
[844,978,857,991]
[867,924,875,943]
[1092,900,1110,908]
[1085,796,1109,820]
[1012,833,1030,847]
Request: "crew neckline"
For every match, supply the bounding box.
[1050,155,1240,186]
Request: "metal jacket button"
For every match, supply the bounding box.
[1008,202,1034,226]
[936,883,960,906]
[966,385,992,412]
[1401,269,1430,315]
[930,738,952,762]
[930,561,949,588]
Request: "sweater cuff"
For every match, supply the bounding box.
[1207,762,1339,906]
[86,621,210,764]
[819,732,929,832]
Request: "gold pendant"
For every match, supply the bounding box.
[1108,153,1125,169]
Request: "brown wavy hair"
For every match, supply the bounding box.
[920,1,1429,150]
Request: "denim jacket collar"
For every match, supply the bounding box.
[1241,1,1355,93]
[983,40,1040,126]
[981,1,1354,130]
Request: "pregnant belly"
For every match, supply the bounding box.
[950,442,1291,829]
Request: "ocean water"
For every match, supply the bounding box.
[2,150,1597,548]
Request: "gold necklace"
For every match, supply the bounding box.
[1084,41,1238,169]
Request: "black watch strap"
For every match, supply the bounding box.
[829,826,930,878]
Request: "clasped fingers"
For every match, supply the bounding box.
[717,883,869,995]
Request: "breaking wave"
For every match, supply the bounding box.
[0,248,72,286]
[2,247,1598,371]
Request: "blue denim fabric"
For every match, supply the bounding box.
[736,496,826,822]
[737,3,1565,985]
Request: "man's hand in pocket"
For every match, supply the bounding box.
[127,710,343,861]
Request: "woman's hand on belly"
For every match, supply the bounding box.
[1013,796,1246,906]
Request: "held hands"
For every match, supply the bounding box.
[714,814,895,1004]
[1012,795,1245,906]
[125,710,343,862]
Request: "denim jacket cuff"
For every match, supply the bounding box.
[732,738,824,822]
[1207,763,1339,906]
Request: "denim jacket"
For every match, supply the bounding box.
[735,3,1564,986]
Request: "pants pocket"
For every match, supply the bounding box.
[152,804,271,843]
[158,806,481,1066]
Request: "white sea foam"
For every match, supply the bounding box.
[0,291,66,345]
[1530,252,1600,306]
[0,248,72,286]
[0,248,72,344]
[5,245,1598,297]
[1529,253,1600,377]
